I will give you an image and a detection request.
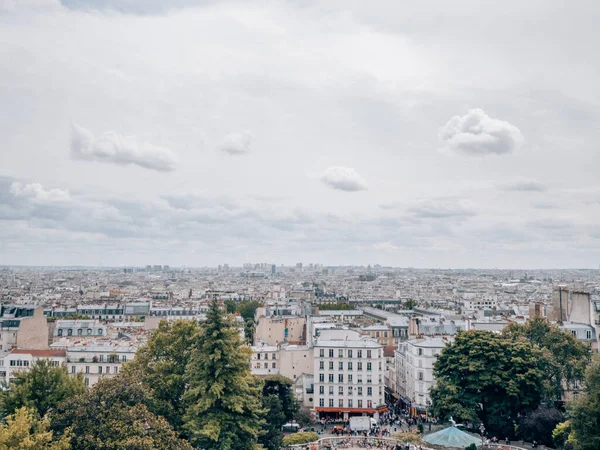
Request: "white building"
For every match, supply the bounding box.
[63,341,138,387]
[250,341,279,376]
[313,329,385,421]
[395,337,451,413]
[0,349,66,384]
[54,319,107,339]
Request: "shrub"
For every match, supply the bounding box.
[281,431,319,446]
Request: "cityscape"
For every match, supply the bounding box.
[1,0,600,450]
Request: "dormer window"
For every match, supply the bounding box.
[98,329,103,336]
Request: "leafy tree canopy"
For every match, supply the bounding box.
[0,407,70,450]
[259,376,297,450]
[281,432,319,446]
[565,356,600,450]
[0,359,86,419]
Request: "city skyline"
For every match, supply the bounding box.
[1,0,600,268]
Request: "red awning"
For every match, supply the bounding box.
[315,408,377,413]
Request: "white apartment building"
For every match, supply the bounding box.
[395,337,450,413]
[54,319,107,340]
[64,341,138,387]
[0,349,66,384]
[250,341,279,376]
[313,329,386,421]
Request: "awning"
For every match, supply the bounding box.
[315,408,377,413]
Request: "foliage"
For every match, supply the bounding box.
[183,300,265,450]
[391,431,422,444]
[317,303,355,311]
[0,360,86,419]
[50,375,191,450]
[123,319,201,429]
[465,445,478,450]
[259,376,297,450]
[294,406,315,428]
[0,407,71,450]
[403,299,417,310]
[566,356,600,450]
[224,299,237,314]
[519,406,563,445]
[281,432,318,446]
[503,318,590,400]
[237,300,261,321]
[552,421,575,449]
[430,330,546,437]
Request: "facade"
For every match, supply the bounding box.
[0,305,49,351]
[250,341,279,376]
[361,324,393,346]
[254,315,306,345]
[0,349,66,384]
[313,329,385,421]
[395,337,450,412]
[54,319,107,339]
[279,343,314,381]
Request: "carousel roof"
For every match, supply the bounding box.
[422,426,482,448]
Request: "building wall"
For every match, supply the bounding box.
[66,349,136,387]
[254,316,306,346]
[16,307,49,350]
[570,292,591,325]
[279,345,313,381]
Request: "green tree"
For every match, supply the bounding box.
[237,300,260,321]
[51,375,191,450]
[503,318,590,400]
[430,330,546,437]
[183,300,265,449]
[519,406,564,445]
[566,356,600,450]
[224,300,237,314]
[259,376,297,450]
[403,299,416,310]
[0,359,86,419]
[0,407,71,450]
[124,319,201,429]
[281,432,318,446]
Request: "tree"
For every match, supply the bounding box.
[0,359,86,419]
[0,407,71,450]
[237,300,260,321]
[519,406,563,445]
[51,375,192,450]
[565,356,600,450]
[224,300,237,314]
[259,376,297,450]
[183,300,265,450]
[281,432,318,446]
[430,330,546,437]
[503,318,590,401]
[123,319,201,429]
[403,299,417,310]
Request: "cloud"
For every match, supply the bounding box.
[218,131,252,155]
[10,182,70,202]
[500,179,548,192]
[439,109,524,156]
[407,198,475,219]
[319,166,368,192]
[0,0,61,13]
[70,124,178,172]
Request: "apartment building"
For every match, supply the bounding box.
[395,337,450,414]
[0,305,49,351]
[313,329,386,421]
[361,324,393,346]
[0,348,66,384]
[250,341,279,376]
[53,319,107,340]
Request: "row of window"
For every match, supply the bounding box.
[319,361,382,371]
[319,349,380,359]
[9,360,60,367]
[318,385,382,396]
[71,365,119,374]
[255,353,277,360]
[254,362,277,369]
[318,373,382,383]
[319,398,374,408]
[58,328,103,337]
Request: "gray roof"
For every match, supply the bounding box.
[422,426,482,448]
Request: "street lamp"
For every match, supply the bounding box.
[479,424,485,448]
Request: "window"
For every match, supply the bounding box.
[357,375,362,384]
[338,349,344,358]
[348,350,353,358]
[418,348,423,356]
[98,329,103,336]
[367,387,372,396]
[319,399,325,407]
[58,329,63,336]
[338,399,344,408]
[67,329,73,336]
[319,386,324,394]
[71,366,75,374]
[338,361,343,370]
[367,350,372,358]
[319,361,324,370]
[99,355,104,362]
[418,372,424,381]
[379,361,382,370]
[264,353,268,360]
[320,349,324,358]
[384,332,388,337]
[357,350,362,358]
[367,375,372,384]
[338,374,343,383]
[85,377,89,387]
[319,374,324,382]
[272,353,276,360]
[122,356,127,362]
[329,399,334,407]
[87,329,92,335]
[329,386,334,395]
[329,349,334,358]
[99,366,103,374]
[348,399,353,408]
[348,361,353,370]
[357,362,363,371]
[587,330,592,340]
[367,362,372,371]
[272,362,276,368]
[329,361,334,370]
[357,400,362,408]
[376,332,380,337]
[78,329,83,336]
[51,361,59,367]
[9,361,15,366]
[328,374,334,382]
[348,374,353,383]
[114,367,119,374]
[358,386,362,395]
[572,330,577,337]
[85,366,90,374]
[264,363,268,369]
[367,400,372,408]
[338,386,343,395]
[257,353,261,360]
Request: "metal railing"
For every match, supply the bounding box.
[282,437,532,450]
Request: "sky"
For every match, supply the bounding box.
[1,0,599,268]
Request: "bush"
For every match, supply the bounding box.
[465,445,477,450]
[282,432,319,446]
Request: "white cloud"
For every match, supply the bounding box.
[10,182,70,202]
[500,179,547,192]
[319,166,368,192]
[439,109,524,156]
[0,0,60,13]
[407,198,475,219]
[218,131,252,155]
[70,124,178,172]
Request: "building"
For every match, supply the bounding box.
[279,343,314,381]
[361,324,393,346]
[395,337,451,414]
[250,341,279,376]
[254,315,306,346]
[0,305,49,351]
[53,319,107,340]
[0,348,66,384]
[313,329,386,421]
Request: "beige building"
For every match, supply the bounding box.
[279,343,313,381]
[0,305,49,351]
[254,315,306,346]
[250,341,279,376]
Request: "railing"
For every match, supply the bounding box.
[282,437,532,450]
